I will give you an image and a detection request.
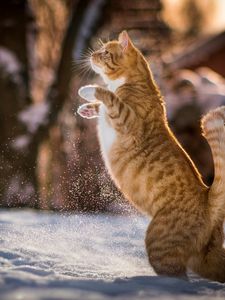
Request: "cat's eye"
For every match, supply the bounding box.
[104,50,109,55]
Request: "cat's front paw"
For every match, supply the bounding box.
[77,103,100,119]
[78,85,99,102]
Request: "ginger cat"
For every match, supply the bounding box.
[77,31,225,282]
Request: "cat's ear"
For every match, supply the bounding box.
[118,31,132,52]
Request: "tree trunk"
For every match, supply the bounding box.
[0,0,105,209]
[0,0,38,207]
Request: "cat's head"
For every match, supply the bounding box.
[90,31,142,83]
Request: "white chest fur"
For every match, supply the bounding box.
[107,77,125,92]
[98,104,116,169]
[97,77,125,169]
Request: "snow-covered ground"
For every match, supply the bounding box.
[0,209,225,300]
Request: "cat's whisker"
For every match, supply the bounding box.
[72,47,95,78]
[74,67,89,75]
[76,57,91,64]
[84,67,93,81]
[86,47,94,55]
[105,34,110,43]
[74,47,93,62]
[98,38,104,47]
[72,61,89,70]
[74,61,93,81]
[73,53,91,67]
[75,59,90,66]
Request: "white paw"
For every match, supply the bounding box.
[77,103,99,119]
[78,85,98,102]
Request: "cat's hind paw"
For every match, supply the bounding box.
[77,103,100,119]
[78,85,99,102]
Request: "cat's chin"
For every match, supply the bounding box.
[90,60,103,75]
[90,62,110,85]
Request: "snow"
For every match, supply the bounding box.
[11,135,31,151]
[4,178,35,206]
[0,209,225,300]
[0,47,21,75]
[0,47,23,86]
[18,102,49,133]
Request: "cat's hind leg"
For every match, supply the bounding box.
[145,220,189,280]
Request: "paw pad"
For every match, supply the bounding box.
[77,103,99,119]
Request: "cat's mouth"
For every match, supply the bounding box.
[90,57,104,75]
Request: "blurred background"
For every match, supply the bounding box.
[1,0,225,212]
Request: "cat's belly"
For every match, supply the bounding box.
[98,104,116,169]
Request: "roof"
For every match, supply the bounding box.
[165,30,225,71]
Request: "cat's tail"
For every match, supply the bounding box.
[201,106,225,228]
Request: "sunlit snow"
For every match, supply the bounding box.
[0,209,225,300]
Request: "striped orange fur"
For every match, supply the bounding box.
[78,31,225,282]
